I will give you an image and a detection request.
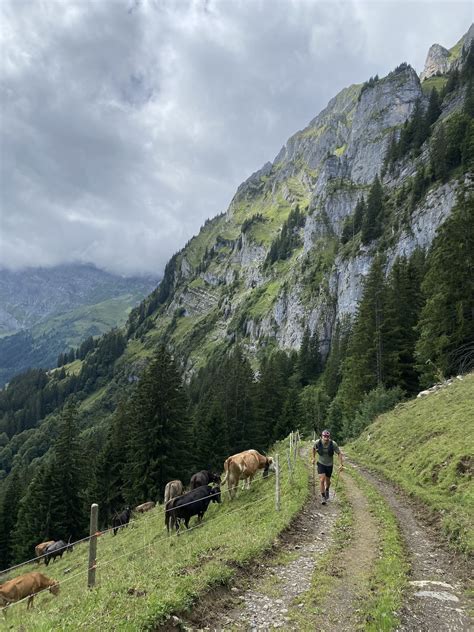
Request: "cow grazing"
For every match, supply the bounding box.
[44,539,73,566]
[166,485,221,533]
[112,507,132,535]
[189,470,221,490]
[164,479,184,504]
[34,540,55,564]
[0,572,59,609]
[135,501,155,514]
[222,449,275,500]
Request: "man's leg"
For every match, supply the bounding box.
[325,475,330,499]
[319,473,327,504]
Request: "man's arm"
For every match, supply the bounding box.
[338,450,344,471]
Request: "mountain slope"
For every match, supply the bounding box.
[0,25,472,552]
[124,28,472,375]
[0,264,157,385]
[347,372,474,555]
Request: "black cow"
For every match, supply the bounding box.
[112,507,132,535]
[189,470,221,490]
[44,539,73,566]
[167,485,221,533]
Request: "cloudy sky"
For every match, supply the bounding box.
[1,1,472,276]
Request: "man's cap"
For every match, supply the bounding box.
[322,429,331,437]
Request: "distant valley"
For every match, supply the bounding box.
[0,264,158,386]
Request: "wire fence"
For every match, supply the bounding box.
[0,433,305,618]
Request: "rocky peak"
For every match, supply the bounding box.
[420,43,450,82]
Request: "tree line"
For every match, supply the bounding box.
[1,188,472,568]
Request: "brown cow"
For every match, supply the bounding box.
[0,572,60,609]
[135,501,156,513]
[222,449,275,500]
[164,480,184,533]
[34,540,55,564]
[164,480,183,504]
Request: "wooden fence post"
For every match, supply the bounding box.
[88,503,98,589]
[275,453,280,512]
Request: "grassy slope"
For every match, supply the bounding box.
[346,373,474,555]
[0,440,308,630]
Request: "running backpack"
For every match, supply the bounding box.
[316,439,334,456]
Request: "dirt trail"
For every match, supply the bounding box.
[183,486,339,630]
[171,457,472,631]
[314,473,379,631]
[352,463,473,632]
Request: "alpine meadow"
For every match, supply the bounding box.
[0,19,473,632]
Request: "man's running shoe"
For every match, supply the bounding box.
[321,496,326,505]
[325,490,330,500]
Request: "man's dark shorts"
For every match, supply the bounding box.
[317,463,333,477]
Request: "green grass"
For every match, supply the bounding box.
[346,373,474,555]
[348,467,408,631]
[421,75,448,95]
[1,440,308,630]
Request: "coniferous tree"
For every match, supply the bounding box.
[254,350,293,451]
[416,192,474,384]
[353,197,366,235]
[298,328,322,385]
[273,388,299,441]
[92,400,131,527]
[426,88,441,127]
[382,251,425,394]
[11,462,56,563]
[298,385,330,436]
[194,397,229,472]
[323,318,351,400]
[336,255,387,429]
[361,177,384,244]
[0,469,23,569]
[430,124,449,182]
[220,346,257,454]
[46,402,87,541]
[125,346,191,503]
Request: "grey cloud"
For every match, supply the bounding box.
[0,0,472,275]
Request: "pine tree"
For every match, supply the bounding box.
[92,400,131,527]
[194,397,229,472]
[430,124,449,182]
[46,403,87,541]
[298,328,321,385]
[0,469,23,569]
[323,317,351,400]
[362,176,384,244]
[254,350,292,451]
[220,346,257,454]
[298,385,330,435]
[336,255,387,428]
[426,88,441,127]
[11,462,56,563]
[382,251,425,394]
[416,192,474,384]
[353,197,366,235]
[125,346,192,503]
[273,388,299,441]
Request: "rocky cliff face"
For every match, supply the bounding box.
[420,23,474,81]
[138,26,472,373]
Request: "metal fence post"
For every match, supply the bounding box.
[275,453,280,512]
[88,503,98,589]
[287,448,293,481]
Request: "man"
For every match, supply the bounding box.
[312,429,343,505]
